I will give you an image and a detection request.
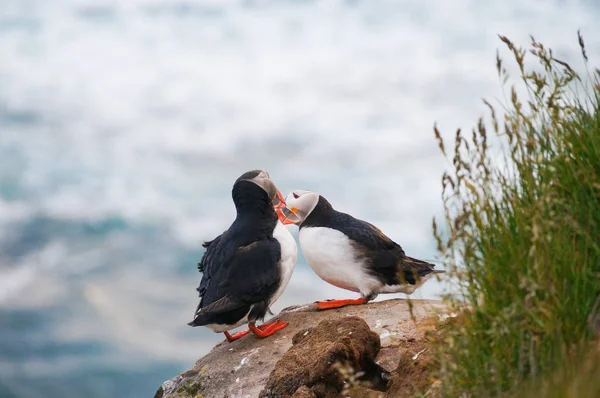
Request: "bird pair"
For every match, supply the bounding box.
[188,170,444,342]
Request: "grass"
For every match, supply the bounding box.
[510,341,600,398]
[431,33,600,397]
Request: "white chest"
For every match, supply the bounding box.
[299,227,381,295]
[269,222,298,305]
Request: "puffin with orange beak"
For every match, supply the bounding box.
[279,190,444,310]
[188,170,297,341]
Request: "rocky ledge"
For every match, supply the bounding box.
[154,298,450,398]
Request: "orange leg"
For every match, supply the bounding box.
[223,320,288,342]
[248,320,288,338]
[224,329,250,342]
[315,297,368,310]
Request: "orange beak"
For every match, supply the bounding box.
[273,189,286,210]
[277,206,301,225]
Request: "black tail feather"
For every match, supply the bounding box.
[401,256,446,285]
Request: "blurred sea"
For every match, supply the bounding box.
[0,1,598,397]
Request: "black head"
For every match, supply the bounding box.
[235,170,264,185]
[231,170,285,215]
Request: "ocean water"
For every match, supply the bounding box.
[0,1,598,397]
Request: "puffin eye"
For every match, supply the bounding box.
[293,192,300,199]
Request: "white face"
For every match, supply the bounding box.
[283,190,320,224]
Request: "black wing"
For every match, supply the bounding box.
[337,214,403,253]
[195,234,224,303]
[332,211,436,285]
[189,238,281,326]
[212,239,282,305]
[198,235,222,273]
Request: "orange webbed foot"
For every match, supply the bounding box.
[249,320,288,338]
[224,329,250,342]
[315,297,368,310]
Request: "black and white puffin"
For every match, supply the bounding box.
[188,170,298,341]
[279,190,444,310]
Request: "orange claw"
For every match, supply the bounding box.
[248,320,288,338]
[315,297,368,310]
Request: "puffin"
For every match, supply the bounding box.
[188,170,298,341]
[279,190,444,310]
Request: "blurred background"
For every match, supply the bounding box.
[0,1,598,397]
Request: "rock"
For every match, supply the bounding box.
[155,298,447,398]
[259,316,380,397]
[290,386,317,398]
[385,346,437,398]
